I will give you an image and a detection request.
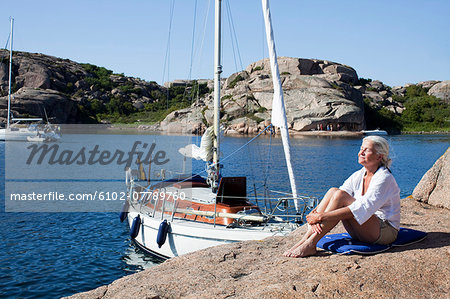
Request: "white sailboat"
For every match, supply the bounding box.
[0,18,61,142]
[122,0,315,259]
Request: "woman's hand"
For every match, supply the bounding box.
[306,211,324,234]
[306,210,323,224]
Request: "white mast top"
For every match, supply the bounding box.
[261,0,299,206]
[7,17,13,129]
[212,0,222,191]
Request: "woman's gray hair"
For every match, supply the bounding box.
[363,135,392,168]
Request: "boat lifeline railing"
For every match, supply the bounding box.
[264,196,319,222]
[167,195,313,225]
[173,208,267,222]
[132,188,270,224]
[126,170,317,225]
[133,191,314,224]
[128,188,285,225]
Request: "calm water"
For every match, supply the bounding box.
[0,133,448,298]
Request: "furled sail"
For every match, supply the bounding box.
[178,127,214,161]
[261,0,299,209]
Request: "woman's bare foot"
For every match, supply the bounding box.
[283,226,313,256]
[283,240,305,257]
[285,240,317,258]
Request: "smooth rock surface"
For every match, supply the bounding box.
[0,87,78,123]
[160,57,365,134]
[67,198,449,299]
[428,80,450,104]
[412,147,450,209]
[0,49,164,125]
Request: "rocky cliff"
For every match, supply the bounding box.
[161,57,366,134]
[158,59,450,135]
[0,49,164,125]
[1,50,449,133]
[67,151,449,299]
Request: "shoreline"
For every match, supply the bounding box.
[107,124,449,137]
[106,124,364,137]
[401,130,450,135]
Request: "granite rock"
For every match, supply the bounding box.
[160,57,365,134]
[0,87,78,123]
[66,198,449,299]
[1,49,447,132]
[412,148,450,209]
[67,152,450,298]
[0,49,164,125]
[428,80,450,104]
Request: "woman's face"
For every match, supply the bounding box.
[358,140,382,169]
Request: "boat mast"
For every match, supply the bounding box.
[7,17,13,129]
[212,0,222,191]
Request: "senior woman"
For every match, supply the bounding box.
[284,136,400,258]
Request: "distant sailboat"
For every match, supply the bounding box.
[0,18,61,142]
[362,129,388,136]
[121,0,316,259]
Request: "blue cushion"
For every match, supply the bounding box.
[392,228,428,246]
[317,233,390,255]
[317,228,427,255]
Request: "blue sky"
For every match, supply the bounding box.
[2,0,450,87]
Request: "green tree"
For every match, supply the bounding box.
[81,63,113,91]
[393,85,450,131]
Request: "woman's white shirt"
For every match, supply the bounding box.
[339,166,401,230]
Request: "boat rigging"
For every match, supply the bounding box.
[121,0,317,259]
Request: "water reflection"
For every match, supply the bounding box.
[121,242,165,272]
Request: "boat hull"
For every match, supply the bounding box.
[0,127,61,141]
[126,206,289,259]
[0,128,39,141]
[362,129,388,136]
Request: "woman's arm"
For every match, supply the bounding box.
[306,207,354,233]
[307,207,353,224]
